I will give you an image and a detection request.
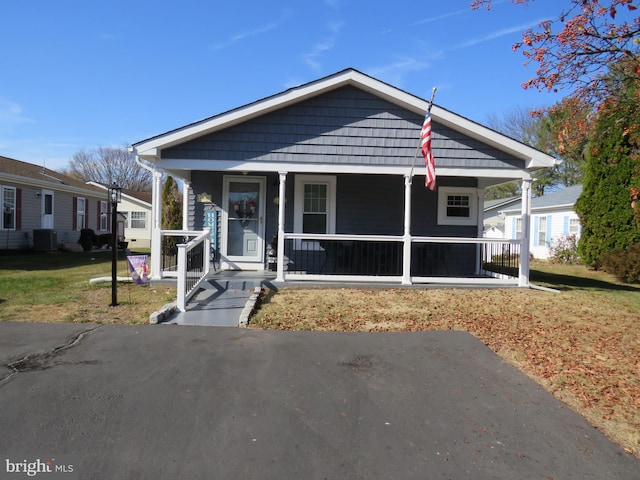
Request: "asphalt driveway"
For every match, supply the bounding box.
[0,322,638,479]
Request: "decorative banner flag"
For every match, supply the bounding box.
[421,111,437,191]
[127,255,150,284]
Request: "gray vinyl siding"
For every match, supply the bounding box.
[336,175,404,235]
[190,172,476,238]
[0,180,105,250]
[163,86,525,170]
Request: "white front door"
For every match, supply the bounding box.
[222,176,266,269]
[41,189,54,229]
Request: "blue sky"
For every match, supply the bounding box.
[1,0,566,171]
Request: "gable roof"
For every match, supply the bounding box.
[0,155,104,196]
[501,184,583,214]
[86,181,152,206]
[484,196,521,212]
[132,68,556,171]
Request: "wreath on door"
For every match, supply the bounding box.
[234,197,257,227]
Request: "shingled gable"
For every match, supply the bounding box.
[132,68,555,173]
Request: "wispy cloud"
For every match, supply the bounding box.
[368,57,430,87]
[412,0,508,25]
[0,97,32,129]
[303,39,336,72]
[211,22,278,50]
[301,2,346,73]
[211,9,292,51]
[455,19,542,49]
[412,7,471,26]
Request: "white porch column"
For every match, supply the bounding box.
[402,174,412,285]
[182,180,191,231]
[475,188,485,275]
[276,172,287,282]
[150,170,163,280]
[519,178,532,287]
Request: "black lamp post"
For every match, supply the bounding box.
[108,183,122,307]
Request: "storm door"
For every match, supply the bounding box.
[222,176,266,268]
[41,189,54,229]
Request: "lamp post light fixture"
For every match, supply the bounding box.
[108,183,122,307]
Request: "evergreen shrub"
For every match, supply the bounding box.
[600,243,640,284]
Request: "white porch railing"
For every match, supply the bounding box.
[280,233,521,285]
[160,229,211,312]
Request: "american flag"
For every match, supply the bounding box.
[421,111,436,191]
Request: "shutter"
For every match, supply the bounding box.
[533,217,540,247]
[15,188,22,231]
[563,216,569,235]
[545,215,552,245]
[511,217,516,239]
[97,201,101,230]
[73,197,77,231]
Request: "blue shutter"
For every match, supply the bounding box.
[511,217,516,239]
[563,216,569,235]
[546,215,552,245]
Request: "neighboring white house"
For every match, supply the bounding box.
[501,184,583,259]
[483,196,520,238]
[87,182,153,249]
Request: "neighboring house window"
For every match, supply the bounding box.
[99,201,109,231]
[514,217,522,240]
[537,216,547,246]
[294,175,337,247]
[75,197,86,230]
[437,187,478,226]
[569,218,580,235]
[130,211,147,229]
[2,186,16,230]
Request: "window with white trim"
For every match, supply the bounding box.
[515,217,523,240]
[76,197,86,231]
[294,175,336,245]
[2,186,16,230]
[569,218,580,235]
[538,216,547,246]
[99,201,108,231]
[437,187,478,226]
[130,211,147,229]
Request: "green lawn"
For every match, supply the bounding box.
[0,250,175,324]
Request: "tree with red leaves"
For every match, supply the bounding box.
[471,0,639,104]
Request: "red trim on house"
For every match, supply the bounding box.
[15,188,22,231]
[73,197,78,231]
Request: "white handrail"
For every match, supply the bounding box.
[176,229,211,312]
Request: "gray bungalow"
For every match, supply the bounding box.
[131,69,555,303]
[0,155,114,251]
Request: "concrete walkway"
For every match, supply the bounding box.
[163,271,277,327]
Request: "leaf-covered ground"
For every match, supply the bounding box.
[250,285,640,458]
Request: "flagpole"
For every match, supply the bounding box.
[409,87,437,179]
